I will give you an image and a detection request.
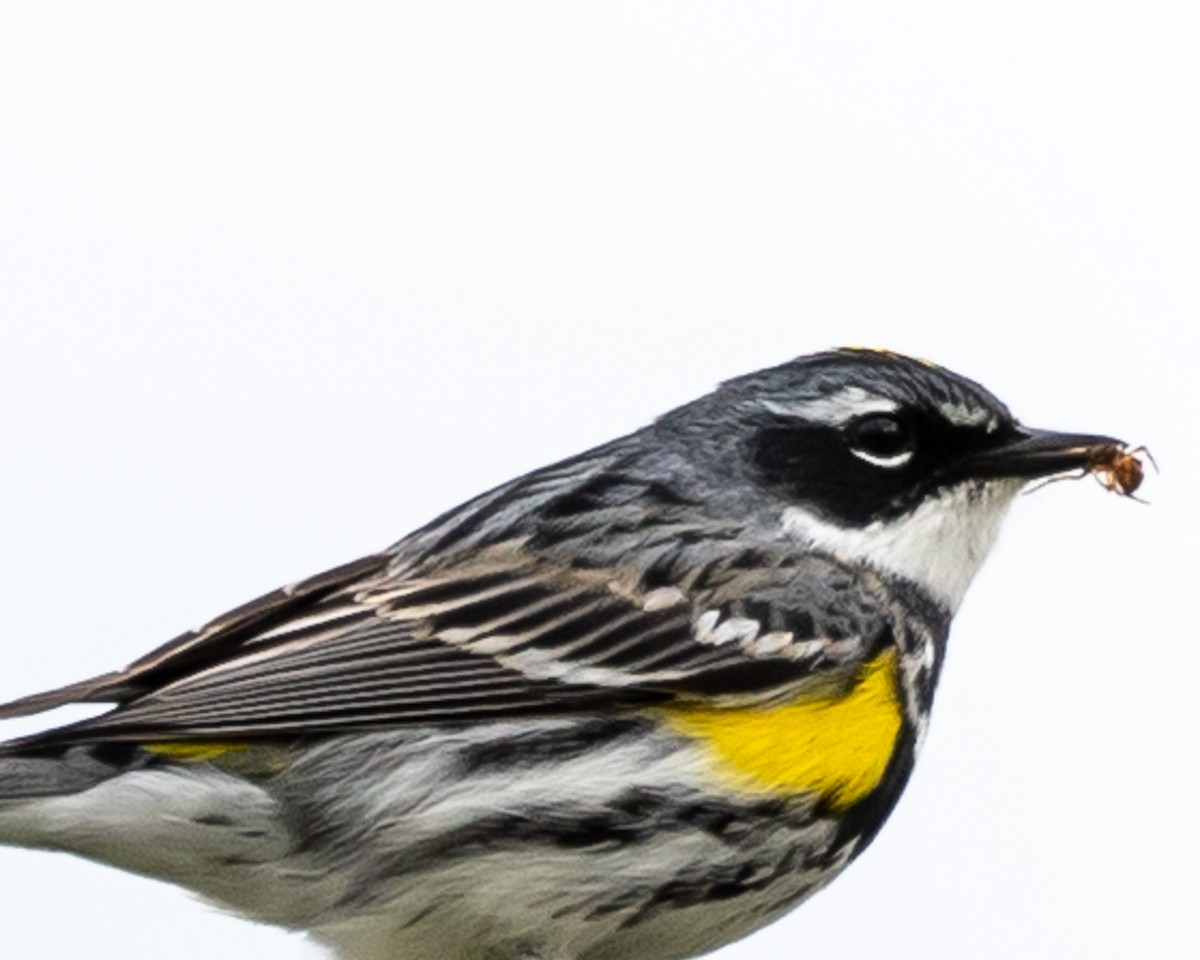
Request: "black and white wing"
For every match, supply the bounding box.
[0,542,893,747]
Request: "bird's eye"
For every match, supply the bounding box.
[846,414,916,467]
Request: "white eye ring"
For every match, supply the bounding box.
[845,412,916,468]
[850,448,915,468]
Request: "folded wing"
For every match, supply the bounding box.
[0,543,891,747]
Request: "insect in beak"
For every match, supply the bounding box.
[1023,443,1156,501]
[1084,443,1157,500]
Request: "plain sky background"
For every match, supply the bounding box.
[0,4,1197,959]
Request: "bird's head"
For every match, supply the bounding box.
[655,348,1126,613]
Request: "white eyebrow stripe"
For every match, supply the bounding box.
[937,400,995,428]
[762,386,900,425]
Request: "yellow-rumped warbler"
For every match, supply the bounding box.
[0,349,1138,960]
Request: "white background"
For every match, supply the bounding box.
[0,4,1196,959]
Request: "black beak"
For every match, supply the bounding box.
[961,427,1125,481]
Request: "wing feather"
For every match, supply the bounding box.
[1,543,891,747]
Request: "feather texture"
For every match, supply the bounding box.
[0,540,893,746]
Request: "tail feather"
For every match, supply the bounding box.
[0,752,300,927]
[0,672,124,721]
[0,745,133,800]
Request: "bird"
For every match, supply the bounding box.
[0,348,1136,960]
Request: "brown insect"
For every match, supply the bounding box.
[1023,443,1156,499]
[1085,443,1155,498]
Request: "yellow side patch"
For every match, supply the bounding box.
[662,648,904,810]
[142,742,251,763]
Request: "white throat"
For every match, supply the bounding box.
[781,479,1025,613]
